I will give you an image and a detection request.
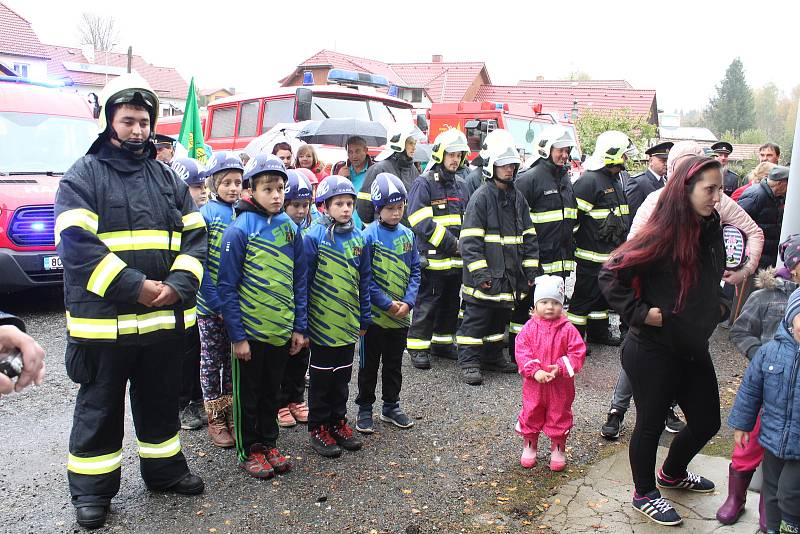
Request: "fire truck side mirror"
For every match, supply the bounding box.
[295,88,313,122]
[416,114,428,133]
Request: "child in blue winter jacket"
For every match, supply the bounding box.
[304,175,371,459]
[355,173,421,434]
[729,286,800,534]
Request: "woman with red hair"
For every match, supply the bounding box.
[598,156,730,526]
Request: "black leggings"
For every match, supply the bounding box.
[622,336,721,495]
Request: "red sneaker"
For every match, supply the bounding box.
[265,447,292,474]
[238,450,274,479]
[330,419,363,451]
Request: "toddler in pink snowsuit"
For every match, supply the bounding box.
[515,275,586,471]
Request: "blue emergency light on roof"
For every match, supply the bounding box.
[327,69,389,88]
[388,85,398,97]
[302,70,314,86]
[0,75,73,88]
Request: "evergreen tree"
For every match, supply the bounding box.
[706,58,756,137]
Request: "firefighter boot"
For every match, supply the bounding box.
[408,350,431,370]
[205,398,234,448]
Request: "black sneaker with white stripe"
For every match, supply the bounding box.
[656,468,715,493]
[632,489,682,526]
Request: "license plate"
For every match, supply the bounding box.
[43,255,62,270]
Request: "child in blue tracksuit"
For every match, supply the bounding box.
[729,287,800,533]
[218,155,307,479]
[355,173,421,434]
[197,152,244,448]
[276,170,315,428]
[304,175,371,458]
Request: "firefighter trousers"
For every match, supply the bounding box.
[66,340,189,508]
[407,271,461,353]
[179,324,202,409]
[568,261,610,337]
[457,302,511,369]
[508,293,534,360]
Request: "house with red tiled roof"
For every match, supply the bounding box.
[517,79,634,89]
[476,84,659,125]
[0,2,49,80]
[281,50,490,106]
[43,44,189,117]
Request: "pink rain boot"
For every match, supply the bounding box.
[550,440,566,472]
[521,434,539,468]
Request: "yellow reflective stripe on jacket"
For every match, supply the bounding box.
[563,208,578,219]
[542,260,576,273]
[619,204,630,215]
[117,314,138,335]
[467,259,488,272]
[576,198,593,212]
[575,248,611,263]
[136,311,177,334]
[181,211,205,231]
[357,191,372,201]
[183,306,197,328]
[407,338,431,350]
[588,310,609,320]
[87,253,127,297]
[509,322,525,334]
[408,206,433,226]
[432,213,462,226]
[522,258,539,268]
[66,313,118,340]
[460,228,485,238]
[429,224,447,247]
[137,434,181,459]
[55,208,99,244]
[530,210,564,223]
[588,208,611,219]
[171,254,203,283]
[484,333,504,343]
[67,449,123,475]
[426,257,462,270]
[567,312,587,325]
[461,285,516,302]
[98,230,181,252]
[484,235,524,245]
[523,227,537,236]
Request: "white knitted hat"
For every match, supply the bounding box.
[534,275,565,305]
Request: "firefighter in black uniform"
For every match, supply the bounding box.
[569,130,635,346]
[56,74,207,529]
[711,141,740,196]
[624,141,673,218]
[406,128,471,369]
[457,131,540,385]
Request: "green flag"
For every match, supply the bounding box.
[178,77,208,163]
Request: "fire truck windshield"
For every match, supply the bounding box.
[0,112,96,174]
[310,95,414,133]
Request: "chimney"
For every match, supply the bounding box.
[536,75,544,81]
[432,54,443,63]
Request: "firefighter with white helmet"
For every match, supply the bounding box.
[356,124,420,226]
[569,130,634,346]
[457,130,540,384]
[516,125,578,281]
[405,128,472,370]
[464,129,516,195]
[56,74,207,528]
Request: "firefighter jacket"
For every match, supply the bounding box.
[572,168,631,266]
[356,153,420,226]
[406,163,470,274]
[459,180,540,308]
[217,199,307,345]
[55,142,207,345]
[197,198,236,317]
[516,158,577,274]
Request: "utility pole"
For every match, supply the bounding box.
[127,46,132,73]
[778,96,800,265]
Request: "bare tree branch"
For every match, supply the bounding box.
[77,12,118,52]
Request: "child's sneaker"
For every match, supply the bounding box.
[264,447,292,474]
[238,446,275,479]
[277,406,296,428]
[355,407,374,434]
[380,404,414,429]
[549,443,566,472]
[309,426,342,458]
[520,437,537,468]
[656,468,715,493]
[330,419,363,451]
[632,489,682,525]
[288,402,309,424]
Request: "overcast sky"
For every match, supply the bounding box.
[9,0,800,113]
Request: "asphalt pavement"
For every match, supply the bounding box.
[0,287,749,533]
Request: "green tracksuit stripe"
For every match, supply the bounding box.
[231,351,246,463]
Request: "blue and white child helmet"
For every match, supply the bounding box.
[370,172,407,210]
[315,175,357,204]
[170,157,205,186]
[284,169,313,201]
[242,154,288,188]
[204,150,245,177]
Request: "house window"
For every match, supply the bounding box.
[13,63,29,77]
[411,89,423,103]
